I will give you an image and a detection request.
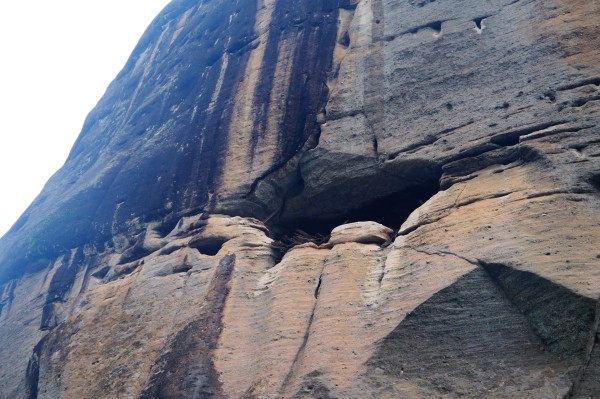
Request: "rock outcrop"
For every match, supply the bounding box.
[1,0,599,397]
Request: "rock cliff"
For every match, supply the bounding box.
[1,0,599,397]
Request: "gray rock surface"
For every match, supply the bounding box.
[0,0,599,397]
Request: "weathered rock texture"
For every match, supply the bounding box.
[1,0,599,397]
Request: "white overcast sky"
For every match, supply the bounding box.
[0,0,171,238]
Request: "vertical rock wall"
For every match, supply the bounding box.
[0,0,599,398]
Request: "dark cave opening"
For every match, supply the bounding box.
[411,21,442,34]
[275,178,441,239]
[589,174,600,191]
[188,235,227,256]
[473,16,490,31]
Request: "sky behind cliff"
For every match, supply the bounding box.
[0,0,171,237]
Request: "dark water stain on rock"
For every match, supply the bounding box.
[139,255,235,399]
[40,248,85,330]
[25,336,48,399]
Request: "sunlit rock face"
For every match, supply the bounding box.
[1,0,600,397]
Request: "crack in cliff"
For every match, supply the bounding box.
[567,95,600,109]
[488,120,568,147]
[437,120,570,173]
[556,77,600,92]
[314,275,323,299]
[280,260,327,396]
[407,246,479,267]
[440,144,541,190]
[513,189,594,203]
[519,125,594,143]
[360,110,380,159]
[243,128,320,211]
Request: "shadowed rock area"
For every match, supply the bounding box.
[367,267,591,397]
[0,0,600,397]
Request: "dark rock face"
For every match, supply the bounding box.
[1,0,600,398]
[0,0,342,283]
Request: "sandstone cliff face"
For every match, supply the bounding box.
[1,0,599,398]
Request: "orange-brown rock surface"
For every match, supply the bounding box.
[1,0,599,398]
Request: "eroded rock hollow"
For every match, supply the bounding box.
[1,0,599,397]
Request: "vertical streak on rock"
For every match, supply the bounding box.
[168,8,194,47]
[248,14,296,166]
[0,279,16,318]
[121,28,169,128]
[139,255,236,399]
[365,0,385,159]
[217,0,342,206]
[219,0,277,197]
[186,2,259,213]
[207,53,230,113]
[25,336,48,399]
[40,248,84,330]
[275,0,340,162]
[336,0,384,158]
[348,0,373,112]
[0,1,262,279]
